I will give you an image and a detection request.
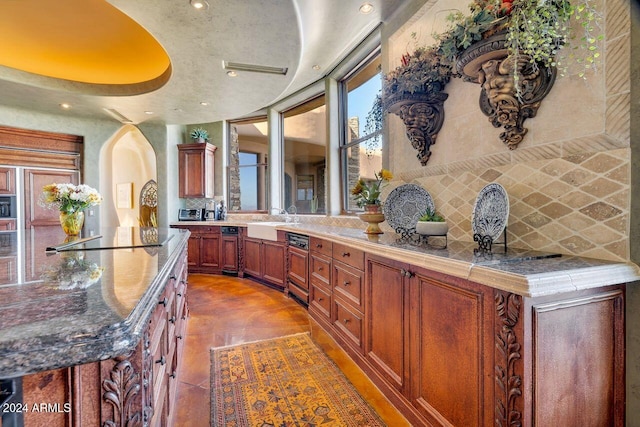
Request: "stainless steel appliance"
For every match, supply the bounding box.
[178,208,203,221]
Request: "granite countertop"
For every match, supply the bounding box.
[0,226,189,378]
[171,220,640,297]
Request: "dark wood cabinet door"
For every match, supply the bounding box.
[287,246,309,290]
[24,169,79,228]
[0,167,15,194]
[186,233,200,268]
[365,255,409,395]
[199,233,221,269]
[243,237,262,278]
[408,270,493,427]
[178,143,215,198]
[221,236,238,272]
[262,240,285,288]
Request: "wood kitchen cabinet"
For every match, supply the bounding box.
[287,244,309,304]
[332,243,365,353]
[221,234,239,274]
[172,225,222,273]
[178,143,216,198]
[241,236,285,289]
[0,167,15,194]
[308,237,332,325]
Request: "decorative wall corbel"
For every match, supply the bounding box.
[383,91,448,166]
[457,33,556,149]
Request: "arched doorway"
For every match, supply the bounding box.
[99,125,157,227]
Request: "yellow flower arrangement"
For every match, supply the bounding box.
[351,169,393,207]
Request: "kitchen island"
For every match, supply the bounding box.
[0,226,189,427]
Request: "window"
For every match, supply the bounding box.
[340,51,383,212]
[282,95,326,214]
[228,119,268,212]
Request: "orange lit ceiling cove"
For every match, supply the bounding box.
[0,0,170,91]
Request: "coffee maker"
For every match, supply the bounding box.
[204,201,216,221]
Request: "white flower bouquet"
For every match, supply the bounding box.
[41,183,102,213]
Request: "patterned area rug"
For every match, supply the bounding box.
[210,333,386,426]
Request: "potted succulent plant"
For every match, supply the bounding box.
[416,208,448,236]
[189,127,209,143]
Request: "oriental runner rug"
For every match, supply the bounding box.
[210,332,386,426]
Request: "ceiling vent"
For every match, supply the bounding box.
[103,108,133,124]
[222,61,288,75]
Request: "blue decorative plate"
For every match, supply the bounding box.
[472,183,509,241]
[383,184,435,233]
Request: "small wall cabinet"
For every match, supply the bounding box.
[178,143,216,198]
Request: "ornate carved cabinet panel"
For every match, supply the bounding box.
[19,244,189,427]
[221,235,238,273]
[287,245,309,303]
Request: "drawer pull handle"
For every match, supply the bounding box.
[159,297,168,306]
[343,280,350,286]
[342,252,350,257]
[318,297,324,302]
[177,335,183,340]
[169,371,176,379]
[318,266,323,271]
[343,318,350,324]
[169,316,176,324]
[156,356,166,365]
[177,292,183,297]
[316,243,322,248]
[170,275,177,281]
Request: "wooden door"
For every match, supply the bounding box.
[262,240,285,288]
[186,232,200,268]
[364,255,409,395]
[24,169,79,228]
[408,269,493,427]
[199,233,221,270]
[0,167,15,194]
[243,237,262,278]
[287,245,309,291]
[221,235,238,272]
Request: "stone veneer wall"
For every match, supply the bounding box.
[383,0,631,262]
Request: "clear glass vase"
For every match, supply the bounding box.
[60,211,85,236]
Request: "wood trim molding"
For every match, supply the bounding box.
[0,125,83,170]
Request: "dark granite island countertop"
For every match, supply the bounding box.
[0,226,190,379]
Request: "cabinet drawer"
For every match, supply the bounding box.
[333,243,364,270]
[333,262,364,311]
[333,299,363,351]
[310,236,332,257]
[310,283,331,320]
[310,253,331,288]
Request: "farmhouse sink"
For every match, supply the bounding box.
[246,222,289,241]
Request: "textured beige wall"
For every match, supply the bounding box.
[385,0,631,262]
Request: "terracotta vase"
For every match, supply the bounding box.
[60,211,85,236]
[357,204,386,235]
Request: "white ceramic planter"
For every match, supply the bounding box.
[416,221,448,236]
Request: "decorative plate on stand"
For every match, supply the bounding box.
[383,184,435,233]
[472,183,509,241]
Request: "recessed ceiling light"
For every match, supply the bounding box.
[312,65,321,71]
[190,0,209,9]
[145,111,154,115]
[227,71,238,77]
[200,101,209,106]
[60,103,71,109]
[359,2,374,14]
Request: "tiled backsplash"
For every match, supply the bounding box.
[391,148,630,262]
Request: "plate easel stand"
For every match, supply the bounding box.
[473,226,507,254]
